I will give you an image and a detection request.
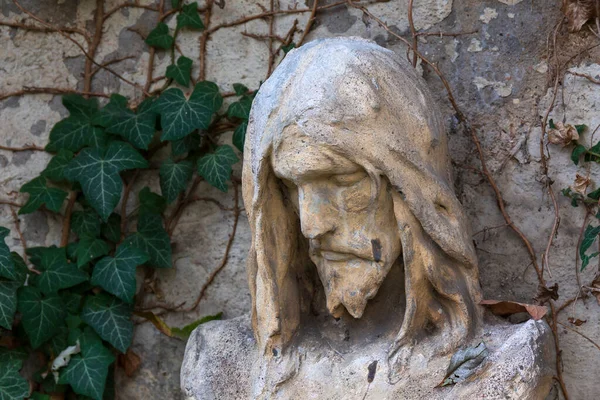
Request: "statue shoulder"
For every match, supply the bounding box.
[181,315,256,400]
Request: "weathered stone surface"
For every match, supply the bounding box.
[181,317,554,400]
[1,0,599,398]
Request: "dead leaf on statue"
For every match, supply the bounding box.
[534,283,559,304]
[567,317,587,326]
[119,348,142,377]
[480,299,548,320]
[437,342,488,387]
[591,275,600,306]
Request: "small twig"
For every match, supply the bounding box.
[566,70,600,84]
[416,29,478,37]
[119,170,139,243]
[0,20,91,42]
[91,55,136,77]
[13,0,149,96]
[198,0,214,81]
[407,0,417,67]
[0,200,23,208]
[266,0,276,78]
[0,87,109,102]
[9,207,28,264]
[189,196,234,211]
[185,184,240,312]
[557,321,600,353]
[136,301,186,312]
[166,177,203,235]
[0,144,44,152]
[104,3,159,20]
[207,1,347,34]
[297,0,318,47]
[60,192,77,247]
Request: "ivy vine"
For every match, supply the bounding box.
[0,2,257,398]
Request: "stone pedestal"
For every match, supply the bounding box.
[181,316,554,400]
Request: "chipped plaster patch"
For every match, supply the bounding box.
[445,39,459,62]
[473,76,513,97]
[508,13,515,18]
[534,61,548,74]
[468,38,483,52]
[480,8,498,24]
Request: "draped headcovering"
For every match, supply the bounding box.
[242,37,481,359]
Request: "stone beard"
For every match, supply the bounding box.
[181,37,554,400]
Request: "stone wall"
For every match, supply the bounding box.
[1,0,599,399]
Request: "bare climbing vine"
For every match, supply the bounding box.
[0,0,599,399]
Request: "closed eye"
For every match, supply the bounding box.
[331,171,368,186]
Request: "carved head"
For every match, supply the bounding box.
[242,38,482,360]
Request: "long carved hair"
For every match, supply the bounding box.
[242,38,482,365]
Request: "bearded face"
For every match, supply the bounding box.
[272,125,402,319]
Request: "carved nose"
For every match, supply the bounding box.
[298,187,335,239]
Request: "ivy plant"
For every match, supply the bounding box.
[0,4,248,398]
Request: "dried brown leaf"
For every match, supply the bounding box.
[534,283,559,304]
[119,348,142,377]
[591,275,600,305]
[562,0,598,32]
[573,174,591,195]
[548,121,579,147]
[567,317,587,326]
[480,299,548,320]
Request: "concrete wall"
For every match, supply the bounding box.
[1,0,598,398]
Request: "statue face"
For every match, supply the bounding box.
[272,126,402,319]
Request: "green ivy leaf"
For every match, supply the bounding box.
[64,141,148,221]
[177,2,205,30]
[580,224,600,271]
[28,246,88,293]
[81,293,133,353]
[166,56,193,87]
[91,245,149,304]
[171,312,222,339]
[197,145,238,192]
[101,214,122,243]
[575,124,587,135]
[548,119,556,129]
[62,292,83,314]
[19,176,68,215]
[157,81,223,141]
[0,360,30,400]
[232,83,249,96]
[76,237,110,268]
[72,209,102,238]
[171,132,201,156]
[17,286,66,348]
[62,328,115,400]
[93,95,158,150]
[46,95,106,152]
[588,187,600,201]
[0,281,19,330]
[0,228,17,281]
[124,214,171,268]
[282,42,295,54]
[0,347,28,365]
[138,187,166,215]
[10,252,28,285]
[145,22,173,49]
[171,0,180,8]
[159,158,194,203]
[42,149,74,182]
[232,121,247,152]
[571,144,587,166]
[227,96,252,120]
[30,393,51,400]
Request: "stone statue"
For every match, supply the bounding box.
[181,38,554,400]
